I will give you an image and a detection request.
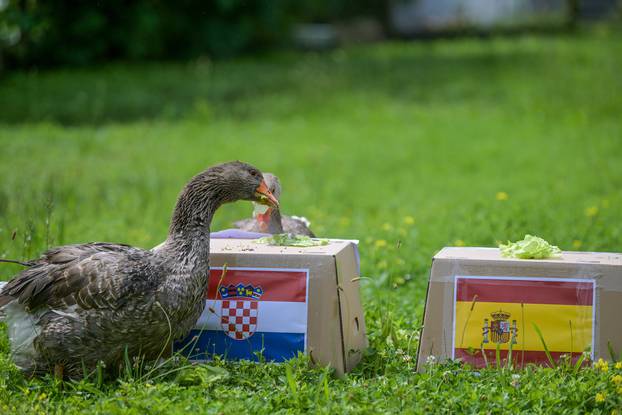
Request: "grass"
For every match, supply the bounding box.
[0,25,621,413]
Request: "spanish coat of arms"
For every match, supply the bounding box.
[482,310,518,344]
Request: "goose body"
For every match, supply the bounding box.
[1,243,203,376]
[233,173,315,237]
[0,161,278,377]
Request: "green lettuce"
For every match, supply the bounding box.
[255,233,329,247]
[499,234,562,259]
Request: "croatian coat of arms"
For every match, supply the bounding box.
[483,310,518,344]
[219,283,264,340]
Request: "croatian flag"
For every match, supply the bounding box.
[174,267,309,362]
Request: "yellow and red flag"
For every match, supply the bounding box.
[453,276,594,367]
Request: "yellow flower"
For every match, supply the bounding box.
[595,358,609,372]
[382,223,392,231]
[618,386,622,395]
[572,240,582,249]
[38,393,47,401]
[454,239,465,247]
[615,362,622,370]
[496,191,509,201]
[403,216,415,225]
[612,374,622,385]
[585,206,599,217]
[375,239,387,248]
[595,392,606,403]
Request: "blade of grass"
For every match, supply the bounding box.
[81,359,90,381]
[532,323,556,368]
[507,336,513,370]
[459,295,478,348]
[607,341,618,362]
[323,369,330,401]
[569,320,573,356]
[285,365,298,400]
[146,364,198,383]
[573,352,587,373]
[68,379,104,398]
[480,342,489,368]
[96,360,104,389]
[568,320,574,371]
[521,303,525,369]
[123,345,132,380]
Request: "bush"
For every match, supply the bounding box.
[0,0,386,68]
[1,0,295,67]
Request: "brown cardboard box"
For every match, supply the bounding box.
[417,247,622,370]
[173,238,367,376]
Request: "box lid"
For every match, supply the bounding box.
[210,238,357,257]
[434,247,622,266]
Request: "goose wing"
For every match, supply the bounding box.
[282,216,315,237]
[233,218,260,232]
[0,242,156,312]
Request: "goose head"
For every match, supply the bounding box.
[215,162,279,207]
[251,173,283,232]
[170,161,278,235]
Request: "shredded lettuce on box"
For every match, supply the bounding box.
[255,233,329,247]
[499,234,562,259]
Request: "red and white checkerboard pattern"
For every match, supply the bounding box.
[220,299,259,340]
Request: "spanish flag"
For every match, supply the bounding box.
[453,276,594,368]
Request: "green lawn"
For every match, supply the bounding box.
[0,26,621,413]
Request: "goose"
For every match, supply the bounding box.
[0,161,278,378]
[233,173,315,237]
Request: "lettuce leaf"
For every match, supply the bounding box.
[255,233,329,247]
[499,234,562,259]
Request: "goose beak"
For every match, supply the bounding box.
[254,180,279,208]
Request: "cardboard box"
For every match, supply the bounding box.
[174,238,367,376]
[417,247,622,370]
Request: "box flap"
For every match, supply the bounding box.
[334,242,368,373]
